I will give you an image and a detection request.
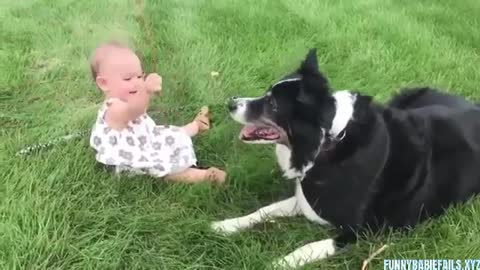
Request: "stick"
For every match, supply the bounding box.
[361,244,389,270]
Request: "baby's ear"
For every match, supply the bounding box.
[95,76,108,92]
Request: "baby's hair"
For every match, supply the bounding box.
[89,39,131,81]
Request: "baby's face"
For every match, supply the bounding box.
[96,48,144,101]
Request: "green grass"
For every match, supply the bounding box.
[1,0,480,269]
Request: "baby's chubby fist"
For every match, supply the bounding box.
[145,73,162,93]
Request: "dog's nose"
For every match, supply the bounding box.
[227,97,238,111]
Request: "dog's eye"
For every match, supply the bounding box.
[267,96,277,112]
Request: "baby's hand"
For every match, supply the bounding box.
[145,73,162,93]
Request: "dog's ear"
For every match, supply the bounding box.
[299,48,318,75]
[297,48,330,98]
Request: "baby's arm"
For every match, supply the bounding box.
[104,99,137,130]
[145,73,162,92]
[105,73,162,130]
[127,73,161,117]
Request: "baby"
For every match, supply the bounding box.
[88,41,226,184]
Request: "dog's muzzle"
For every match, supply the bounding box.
[227,97,239,112]
[226,96,254,124]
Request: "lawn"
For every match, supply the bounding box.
[1,0,480,269]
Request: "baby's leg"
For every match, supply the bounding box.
[181,106,210,137]
[165,167,226,184]
[181,122,200,137]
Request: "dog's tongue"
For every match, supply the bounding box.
[240,125,256,138]
[241,125,258,134]
[257,128,279,139]
[240,125,279,139]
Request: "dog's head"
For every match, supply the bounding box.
[227,49,338,149]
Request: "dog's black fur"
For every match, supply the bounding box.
[226,49,480,253]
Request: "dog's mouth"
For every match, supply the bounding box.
[240,124,282,142]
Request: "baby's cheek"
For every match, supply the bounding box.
[118,88,131,99]
[124,83,135,92]
[138,80,146,89]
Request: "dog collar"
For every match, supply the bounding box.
[321,129,347,152]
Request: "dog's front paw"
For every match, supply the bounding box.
[210,218,244,235]
[271,239,336,269]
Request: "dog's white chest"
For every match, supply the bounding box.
[275,144,302,179]
[275,144,329,225]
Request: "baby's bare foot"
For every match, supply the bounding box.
[193,106,210,132]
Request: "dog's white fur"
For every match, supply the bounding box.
[272,77,302,88]
[271,239,336,268]
[229,97,255,125]
[330,91,356,137]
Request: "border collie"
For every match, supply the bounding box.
[211,49,480,268]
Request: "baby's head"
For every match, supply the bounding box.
[90,41,144,101]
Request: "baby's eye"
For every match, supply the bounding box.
[123,77,132,81]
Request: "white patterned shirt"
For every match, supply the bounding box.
[89,99,197,177]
